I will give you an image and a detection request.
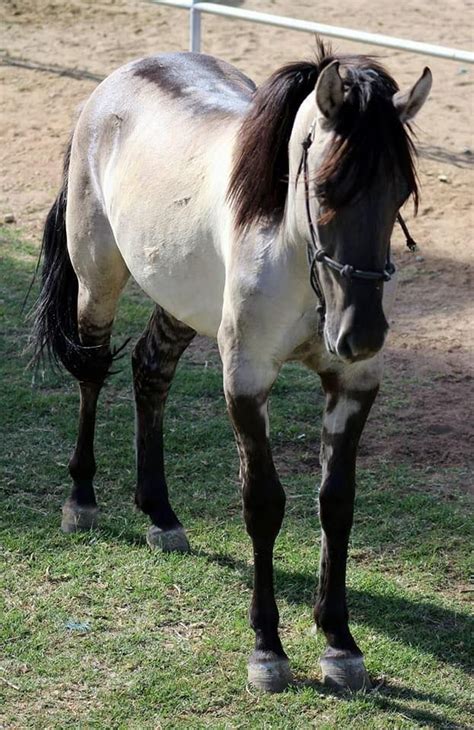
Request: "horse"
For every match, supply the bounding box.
[32,39,431,693]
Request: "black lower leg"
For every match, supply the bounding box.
[60,327,114,532]
[314,374,378,654]
[66,330,113,508]
[251,538,285,656]
[133,306,195,529]
[68,380,101,506]
[228,394,286,658]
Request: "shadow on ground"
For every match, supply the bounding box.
[203,549,473,676]
[418,143,474,169]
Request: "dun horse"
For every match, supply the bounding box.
[33,41,431,692]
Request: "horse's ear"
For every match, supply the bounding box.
[393,67,432,123]
[315,60,344,122]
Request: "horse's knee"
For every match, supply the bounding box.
[226,392,269,445]
[76,277,123,340]
[243,479,286,540]
[131,336,151,380]
[225,391,285,540]
[319,475,354,533]
[319,474,354,507]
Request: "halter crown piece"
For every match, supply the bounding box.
[297,121,418,321]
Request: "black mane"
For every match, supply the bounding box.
[228,39,418,229]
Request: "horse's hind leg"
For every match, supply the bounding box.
[62,379,106,532]
[132,305,195,552]
[62,216,129,532]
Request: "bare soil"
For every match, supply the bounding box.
[1,0,473,477]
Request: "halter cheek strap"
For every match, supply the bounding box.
[296,122,418,319]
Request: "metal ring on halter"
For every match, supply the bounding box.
[314,249,326,263]
[341,265,354,279]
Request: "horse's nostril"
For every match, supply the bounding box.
[335,331,354,361]
[335,327,387,362]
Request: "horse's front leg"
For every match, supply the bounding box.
[315,366,380,691]
[219,334,291,692]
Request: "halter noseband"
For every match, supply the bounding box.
[297,121,417,320]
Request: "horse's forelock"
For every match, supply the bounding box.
[316,60,419,222]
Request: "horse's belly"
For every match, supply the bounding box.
[113,216,226,338]
[131,249,224,338]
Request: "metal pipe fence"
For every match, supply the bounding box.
[149,0,474,64]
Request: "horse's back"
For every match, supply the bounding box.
[67,53,255,336]
[130,52,255,115]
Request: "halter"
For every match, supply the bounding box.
[297,120,417,319]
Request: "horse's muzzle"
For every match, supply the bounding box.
[326,306,388,364]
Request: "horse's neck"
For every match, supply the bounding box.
[285,97,318,248]
[222,106,313,294]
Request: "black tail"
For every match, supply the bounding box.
[31,141,128,380]
[31,138,82,374]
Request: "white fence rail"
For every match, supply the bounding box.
[149,0,474,64]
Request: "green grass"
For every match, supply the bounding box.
[1,225,473,729]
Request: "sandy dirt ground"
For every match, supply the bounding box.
[0,0,473,480]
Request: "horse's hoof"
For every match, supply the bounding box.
[320,649,371,692]
[146,525,190,553]
[61,499,98,533]
[247,651,293,693]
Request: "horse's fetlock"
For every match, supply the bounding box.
[314,599,349,636]
[69,453,96,483]
[250,600,280,633]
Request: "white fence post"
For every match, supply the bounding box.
[190,0,201,52]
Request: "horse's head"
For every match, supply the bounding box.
[296,58,432,363]
[228,46,432,364]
